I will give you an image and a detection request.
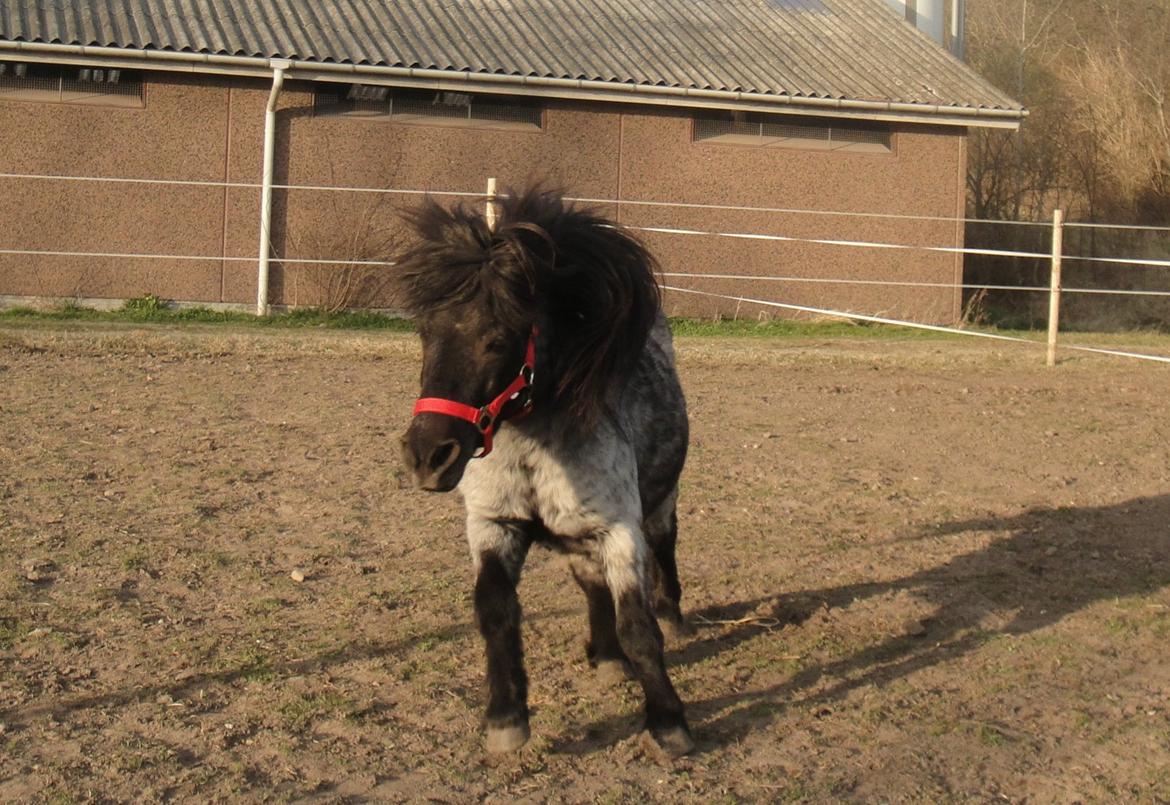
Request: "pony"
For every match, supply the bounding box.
[395,187,693,756]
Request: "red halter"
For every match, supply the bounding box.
[411,327,538,458]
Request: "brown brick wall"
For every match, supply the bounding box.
[0,71,967,322]
[615,109,966,321]
[0,73,233,302]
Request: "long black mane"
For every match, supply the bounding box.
[394,187,662,423]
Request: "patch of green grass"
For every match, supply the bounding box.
[670,316,1170,351]
[977,723,1006,747]
[245,597,288,615]
[0,297,414,331]
[279,691,354,730]
[121,548,149,572]
[668,316,961,340]
[1,305,42,318]
[1105,616,1138,636]
[0,617,22,650]
[8,298,1170,355]
[226,644,276,683]
[1,300,1014,340]
[773,780,815,803]
[123,293,169,316]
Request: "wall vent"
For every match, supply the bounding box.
[0,63,144,107]
[314,86,543,130]
[694,112,893,153]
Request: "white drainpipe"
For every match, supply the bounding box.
[256,61,289,316]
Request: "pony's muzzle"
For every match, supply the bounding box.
[400,418,474,492]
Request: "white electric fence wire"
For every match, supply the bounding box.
[2,173,1168,296]
[564,194,1049,227]
[630,224,1170,270]
[663,285,1170,365]
[1065,221,1170,233]
[1062,254,1170,269]
[628,224,1051,260]
[1062,287,1170,297]
[0,248,397,267]
[0,171,486,199]
[0,170,1010,223]
[3,170,1168,233]
[4,246,1170,297]
[663,272,1049,292]
[661,272,1170,298]
[268,183,478,198]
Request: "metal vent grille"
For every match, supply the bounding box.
[761,119,831,142]
[0,63,144,105]
[695,112,891,152]
[314,85,542,128]
[832,126,892,147]
[312,86,391,117]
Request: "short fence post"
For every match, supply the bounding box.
[485,177,498,231]
[1046,208,1065,367]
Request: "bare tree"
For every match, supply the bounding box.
[967,0,1170,223]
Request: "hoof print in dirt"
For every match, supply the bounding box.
[23,561,57,584]
[486,722,531,754]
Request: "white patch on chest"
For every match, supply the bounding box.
[459,421,642,541]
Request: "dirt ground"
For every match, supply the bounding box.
[2,321,1169,804]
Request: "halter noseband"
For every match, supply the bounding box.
[411,327,538,458]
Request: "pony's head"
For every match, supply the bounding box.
[394,187,660,491]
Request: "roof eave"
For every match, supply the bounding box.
[0,41,1025,129]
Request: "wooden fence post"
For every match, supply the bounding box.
[1046,208,1065,367]
[485,177,498,231]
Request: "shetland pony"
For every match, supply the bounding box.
[396,188,692,755]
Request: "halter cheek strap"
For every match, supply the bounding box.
[411,327,538,458]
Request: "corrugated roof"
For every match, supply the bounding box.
[0,0,1022,114]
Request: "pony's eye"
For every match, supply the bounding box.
[485,339,510,355]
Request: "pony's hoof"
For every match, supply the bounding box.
[486,722,530,754]
[595,658,635,685]
[660,616,694,640]
[647,725,695,757]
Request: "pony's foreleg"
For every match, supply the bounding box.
[469,520,531,753]
[602,522,694,756]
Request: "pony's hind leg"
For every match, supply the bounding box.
[644,490,689,637]
[569,556,633,683]
[468,519,532,753]
[602,521,694,756]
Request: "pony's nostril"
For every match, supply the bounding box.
[429,439,460,472]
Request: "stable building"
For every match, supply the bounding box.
[0,0,1022,321]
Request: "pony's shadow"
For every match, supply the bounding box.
[551,493,1170,754]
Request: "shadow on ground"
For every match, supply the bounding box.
[553,493,1170,753]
